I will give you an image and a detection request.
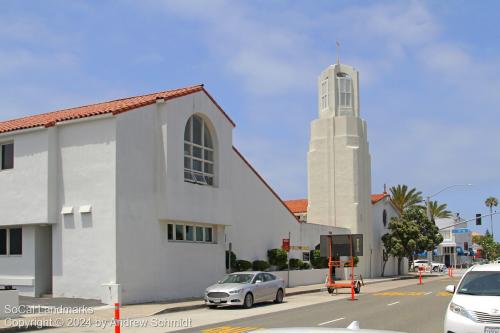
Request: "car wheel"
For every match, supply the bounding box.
[242,293,253,309]
[274,289,284,303]
[433,266,439,272]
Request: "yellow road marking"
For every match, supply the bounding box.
[436,291,452,297]
[374,291,427,296]
[202,326,260,333]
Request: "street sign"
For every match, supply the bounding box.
[452,228,470,234]
[320,234,364,257]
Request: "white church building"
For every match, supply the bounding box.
[0,63,403,304]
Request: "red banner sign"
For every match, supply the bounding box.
[282,239,290,252]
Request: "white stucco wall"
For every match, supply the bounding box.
[0,130,50,226]
[115,96,229,304]
[113,92,347,303]
[52,118,117,300]
[371,199,401,277]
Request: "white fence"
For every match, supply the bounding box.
[271,269,329,287]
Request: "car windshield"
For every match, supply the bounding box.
[220,274,255,284]
[457,271,500,296]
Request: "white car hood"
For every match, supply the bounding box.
[452,294,500,314]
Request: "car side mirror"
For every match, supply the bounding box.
[217,281,221,284]
[445,285,455,293]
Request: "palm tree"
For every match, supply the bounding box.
[429,200,452,219]
[389,185,424,212]
[485,196,498,237]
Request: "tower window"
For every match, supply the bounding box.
[337,73,352,108]
[184,115,215,186]
[320,78,328,110]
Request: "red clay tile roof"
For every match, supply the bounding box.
[371,193,389,204]
[0,84,235,134]
[283,199,308,213]
[284,193,390,213]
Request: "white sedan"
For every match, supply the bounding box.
[444,263,500,333]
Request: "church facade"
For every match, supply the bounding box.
[0,63,403,304]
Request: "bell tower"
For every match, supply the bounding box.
[307,63,373,275]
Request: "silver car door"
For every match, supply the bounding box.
[264,273,277,300]
[252,273,266,301]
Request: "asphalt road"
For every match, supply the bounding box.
[178,277,460,333]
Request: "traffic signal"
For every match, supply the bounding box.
[476,213,482,225]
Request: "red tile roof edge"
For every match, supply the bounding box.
[283,193,392,213]
[232,146,300,223]
[0,84,236,135]
[283,199,308,213]
[371,193,389,204]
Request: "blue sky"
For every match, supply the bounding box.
[1,0,499,239]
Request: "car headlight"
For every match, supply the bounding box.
[229,289,243,294]
[449,302,475,321]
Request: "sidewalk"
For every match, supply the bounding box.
[0,273,445,332]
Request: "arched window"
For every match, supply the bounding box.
[337,72,352,108]
[184,115,214,185]
[383,209,388,227]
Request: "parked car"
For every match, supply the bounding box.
[444,263,500,333]
[204,271,285,309]
[411,259,446,272]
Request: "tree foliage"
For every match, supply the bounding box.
[428,200,452,219]
[485,196,499,210]
[479,233,499,260]
[389,185,424,212]
[381,207,443,274]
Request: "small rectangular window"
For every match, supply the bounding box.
[302,252,310,262]
[9,228,22,255]
[0,229,6,255]
[196,227,204,241]
[167,224,173,240]
[205,227,213,243]
[1,143,14,170]
[186,225,194,241]
[175,225,184,241]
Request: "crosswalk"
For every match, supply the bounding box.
[202,326,260,333]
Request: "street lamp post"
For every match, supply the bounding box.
[425,184,472,266]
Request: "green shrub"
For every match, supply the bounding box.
[226,251,237,270]
[252,260,270,271]
[268,248,288,267]
[289,258,303,270]
[235,260,252,271]
[300,262,311,270]
[310,250,328,269]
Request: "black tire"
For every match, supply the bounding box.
[274,289,284,303]
[242,293,253,309]
[433,266,439,272]
[354,284,361,294]
[327,287,335,294]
